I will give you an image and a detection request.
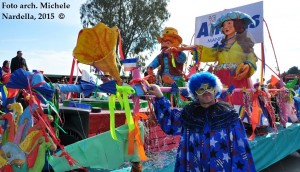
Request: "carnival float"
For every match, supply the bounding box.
[0,2,300,172]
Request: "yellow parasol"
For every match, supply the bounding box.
[73,22,122,85]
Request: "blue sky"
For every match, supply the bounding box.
[0,0,86,75]
[1,0,299,82]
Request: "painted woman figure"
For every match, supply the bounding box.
[198,11,257,106]
[149,72,256,171]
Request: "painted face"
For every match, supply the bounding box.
[222,20,236,37]
[161,39,173,52]
[195,83,215,106]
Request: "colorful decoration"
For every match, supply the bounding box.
[122,58,138,72]
[128,69,151,162]
[109,85,135,140]
[220,84,235,104]
[73,22,122,85]
[0,69,80,171]
[56,79,117,97]
[147,27,187,87]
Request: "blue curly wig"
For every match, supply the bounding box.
[188,72,223,100]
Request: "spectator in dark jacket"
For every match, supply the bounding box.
[10,50,29,73]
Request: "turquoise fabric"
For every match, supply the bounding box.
[49,122,144,171]
[250,123,300,171]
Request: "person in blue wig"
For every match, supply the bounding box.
[148,72,256,172]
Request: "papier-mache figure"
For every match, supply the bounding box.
[147,27,187,87]
[196,11,258,106]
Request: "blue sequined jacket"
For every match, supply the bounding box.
[153,97,256,172]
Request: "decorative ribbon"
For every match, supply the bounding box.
[118,29,125,60]
[116,85,135,131]
[128,113,148,161]
[220,85,235,105]
[190,46,202,66]
[241,87,252,123]
[109,85,135,140]
[248,91,262,141]
[28,90,65,136]
[109,94,118,140]
[260,91,277,131]
[58,150,78,166]
[171,53,176,68]
[26,93,77,168]
[129,78,149,88]
[129,78,150,95]
[116,92,123,109]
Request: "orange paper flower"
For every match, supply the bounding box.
[73,23,122,85]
